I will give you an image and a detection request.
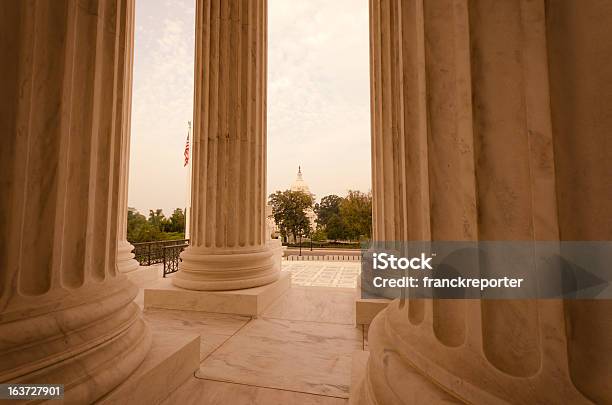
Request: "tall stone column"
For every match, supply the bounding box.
[0,1,151,403]
[173,0,279,291]
[355,0,611,404]
[116,0,140,274]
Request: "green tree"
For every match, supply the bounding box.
[268,190,314,241]
[133,221,162,242]
[314,195,342,226]
[127,208,186,243]
[314,194,346,241]
[340,190,372,241]
[326,213,346,242]
[148,209,167,230]
[127,207,148,242]
[168,208,186,233]
[310,227,327,242]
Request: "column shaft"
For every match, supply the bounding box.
[356,0,611,404]
[547,2,612,402]
[116,0,139,274]
[0,1,150,402]
[173,0,278,291]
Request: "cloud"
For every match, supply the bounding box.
[267,0,371,199]
[129,0,195,214]
[128,0,371,214]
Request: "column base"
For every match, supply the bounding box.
[349,347,465,405]
[351,310,466,405]
[98,331,200,404]
[145,271,291,317]
[267,238,284,273]
[355,298,390,325]
[0,283,152,404]
[117,240,140,274]
[173,246,280,291]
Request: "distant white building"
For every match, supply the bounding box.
[291,166,317,233]
[267,166,317,241]
[290,166,311,194]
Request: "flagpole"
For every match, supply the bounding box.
[185,121,192,240]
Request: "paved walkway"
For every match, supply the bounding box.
[133,261,366,404]
[284,261,361,288]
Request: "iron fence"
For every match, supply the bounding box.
[132,239,189,266]
[162,243,189,277]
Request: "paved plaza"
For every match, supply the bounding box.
[282,260,361,288]
[128,260,366,404]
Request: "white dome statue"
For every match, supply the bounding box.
[290,166,311,195]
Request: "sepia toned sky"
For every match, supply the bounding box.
[128,0,371,215]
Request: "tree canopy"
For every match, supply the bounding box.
[127,207,186,243]
[340,190,372,240]
[312,190,372,241]
[268,190,314,241]
[314,195,345,241]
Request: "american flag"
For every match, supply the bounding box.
[183,129,190,167]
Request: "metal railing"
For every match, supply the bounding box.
[162,242,189,277]
[132,239,189,266]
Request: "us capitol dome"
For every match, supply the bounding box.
[290,166,312,195]
[266,166,317,241]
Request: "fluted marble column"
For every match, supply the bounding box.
[173,0,279,291]
[355,0,612,404]
[0,1,151,403]
[116,0,140,274]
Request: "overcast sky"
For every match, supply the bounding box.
[128,0,371,214]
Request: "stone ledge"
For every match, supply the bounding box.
[143,271,291,317]
[97,331,200,405]
[126,265,162,285]
[355,298,390,325]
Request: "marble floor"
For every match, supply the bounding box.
[133,260,362,296]
[134,261,368,404]
[283,261,361,288]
